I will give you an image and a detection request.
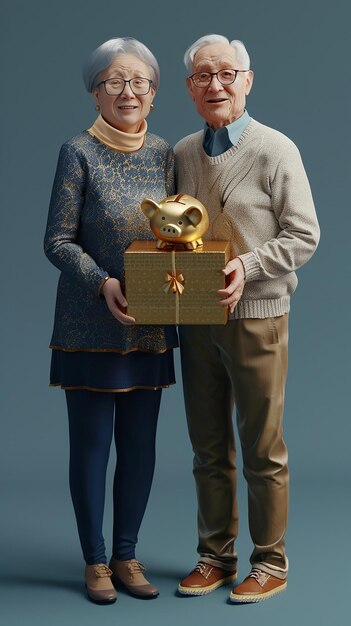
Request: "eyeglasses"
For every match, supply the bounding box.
[95,77,153,96]
[189,69,249,88]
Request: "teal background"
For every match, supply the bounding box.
[1,0,349,624]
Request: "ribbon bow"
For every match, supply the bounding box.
[162,272,185,295]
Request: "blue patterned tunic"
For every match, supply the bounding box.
[45,130,178,356]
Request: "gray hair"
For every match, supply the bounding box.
[184,34,250,73]
[83,37,160,92]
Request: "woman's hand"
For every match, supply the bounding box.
[101,278,136,325]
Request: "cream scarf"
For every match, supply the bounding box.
[87,114,147,152]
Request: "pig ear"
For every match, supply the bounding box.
[141,199,161,219]
[184,206,202,226]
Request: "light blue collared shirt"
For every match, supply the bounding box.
[203,110,251,156]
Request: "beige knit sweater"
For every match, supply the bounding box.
[174,119,320,319]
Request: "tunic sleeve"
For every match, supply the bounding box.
[44,142,109,295]
[165,147,176,196]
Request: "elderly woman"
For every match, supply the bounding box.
[44,37,177,604]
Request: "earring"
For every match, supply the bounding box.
[150,103,154,110]
[95,104,100,112]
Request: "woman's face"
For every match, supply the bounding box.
[93,54,155,133]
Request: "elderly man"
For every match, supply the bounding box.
[174,34,320,603]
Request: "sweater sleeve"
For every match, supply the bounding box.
[174,135,199,197]
[44,142,109,295]
[239,142,320,281]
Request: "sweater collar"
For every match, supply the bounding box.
[87,115,147,152]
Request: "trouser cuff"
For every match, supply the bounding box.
[200,555,238,572]
[251,558,289,580]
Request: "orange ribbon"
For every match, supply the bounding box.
[162,250,185,324]
[162,272,185,295]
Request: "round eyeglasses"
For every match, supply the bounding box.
[95,77,153,96]
[189,69,249,88]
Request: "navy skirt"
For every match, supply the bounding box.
[50,348,175,392]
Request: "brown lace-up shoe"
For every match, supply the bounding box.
[229,568,287,603]
[85,564,117,603]
[178,561,237,596]
[109,557,159,599]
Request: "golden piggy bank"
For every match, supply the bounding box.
[141,193,209,249]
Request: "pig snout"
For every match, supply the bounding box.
[160,223,182,238]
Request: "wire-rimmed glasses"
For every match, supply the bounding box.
[189,69,249,88]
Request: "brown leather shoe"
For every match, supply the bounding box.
[85,564,117,603]
[229,568,287,603]
[178,562,237,596]
[109,557,159,599]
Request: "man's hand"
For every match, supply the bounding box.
[218,257,246,314]
[101,278,136,325]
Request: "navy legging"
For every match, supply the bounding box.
[65,388,161,565]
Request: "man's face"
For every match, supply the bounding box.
[186,43,254,130]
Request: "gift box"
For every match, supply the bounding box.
[124,241,231,324]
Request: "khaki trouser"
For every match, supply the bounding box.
[179,315,289,579]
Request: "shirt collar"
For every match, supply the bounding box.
[203,110,251,157]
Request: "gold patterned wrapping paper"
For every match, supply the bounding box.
[124,241,231,324]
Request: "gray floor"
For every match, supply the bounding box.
[1,473,348,626]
